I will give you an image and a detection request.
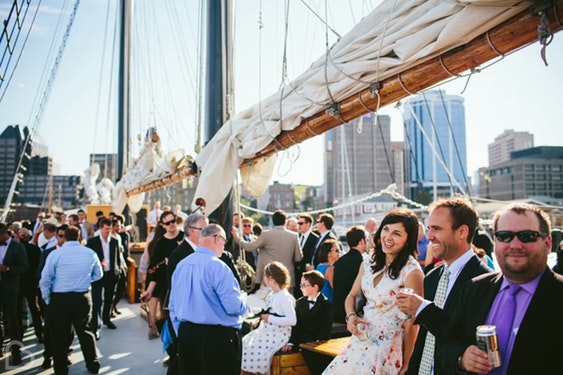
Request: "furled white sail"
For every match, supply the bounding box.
[192,0,527,214]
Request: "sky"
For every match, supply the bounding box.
[0,0,562,189]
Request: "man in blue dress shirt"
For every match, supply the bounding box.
[169,223,248,375]
[40,226,103,375]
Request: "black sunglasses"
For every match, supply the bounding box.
[494,230,547,243]
[162,220,176,226]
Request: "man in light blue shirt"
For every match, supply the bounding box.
[40,226,103,375]
[170,223,248,375]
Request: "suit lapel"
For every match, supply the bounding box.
[444,257,480,310]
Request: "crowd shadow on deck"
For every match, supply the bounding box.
[1,303,167,375]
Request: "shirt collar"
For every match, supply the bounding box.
[186,238,197,249]
[446,248,477,277]
[308,292,321,302]
[500,269,544,296]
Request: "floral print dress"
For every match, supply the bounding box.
[323,256,421,375]
[241,289,296,374]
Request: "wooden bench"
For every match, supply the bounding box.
[271,351,311,375]
[298,337,350,374]
[299,336,350,358]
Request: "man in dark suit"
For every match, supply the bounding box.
[437,202,563,374]
[16,228,43,342]
[310,213,338,268]
[0,223,29,364]
[294,214,319,299]
[332,226,367,323]
[395,197,492,375]
[86,218,121,339]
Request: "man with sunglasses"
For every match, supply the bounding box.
[437,202,563,374]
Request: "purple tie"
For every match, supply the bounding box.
[490,284,521,375]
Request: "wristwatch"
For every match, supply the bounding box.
[457,356,467,373]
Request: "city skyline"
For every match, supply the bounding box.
[0,1,561,189]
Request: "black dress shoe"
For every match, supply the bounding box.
[104,321,117,329]
[9,350,22,366]
[41,358,52,369]
[113,307,122,315]
[86,361,100,374]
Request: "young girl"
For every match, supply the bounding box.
[241,262,297,375]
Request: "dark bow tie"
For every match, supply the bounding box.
[0,242,7,246]
[308,300,315,305]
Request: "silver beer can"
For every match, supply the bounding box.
[476,325,501,368]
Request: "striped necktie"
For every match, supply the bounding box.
[419,267,450,375]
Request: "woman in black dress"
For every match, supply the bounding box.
[141,211,184,339]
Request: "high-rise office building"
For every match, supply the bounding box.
[327,113,394,206]
[403,90,468,200]
[488,129,534,166]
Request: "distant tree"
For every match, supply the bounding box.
[414,190,432,206]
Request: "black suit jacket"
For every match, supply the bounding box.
[300,232,320,266]
[332,248,363,323]
[86,236,121,281]
[289,293,333,345]
[1,240,28,296]
[167,239,195,286]
[405,256,491,375]
[437,268,563,375]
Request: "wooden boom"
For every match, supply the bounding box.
[126,1,562,197]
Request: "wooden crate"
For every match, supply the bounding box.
[271,351,311,375]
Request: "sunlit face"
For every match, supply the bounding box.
[494,211,551,283]
[297,219,311,234]
[242,221,253,235]
[100,224,111,239]
[161,214,177,234]
[286,220,298,232]
[189,219,208,245]
[299,277,318,298]
[328,244,341,264]
[380,222,408,261]
[57,230,65,246]
[78,211,86,221]
[427,207,462,263]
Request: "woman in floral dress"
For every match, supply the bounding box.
[323,208,424,375]
[241,261,297,374]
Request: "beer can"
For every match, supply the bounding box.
[476,325,501,368]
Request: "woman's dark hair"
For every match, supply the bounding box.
[147,225,166,260]
[317,239,338,263]
[370,208,419,279]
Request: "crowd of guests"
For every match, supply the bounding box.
[163,197,563,375]
[0,209,130,373]
[2,196,562,375]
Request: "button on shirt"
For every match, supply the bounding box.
[39,240,103,304]
[100,235,111,272]
[169,246,248,333]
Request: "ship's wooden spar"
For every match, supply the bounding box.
[125,1,563,197]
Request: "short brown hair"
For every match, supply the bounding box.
[302,270,325,290]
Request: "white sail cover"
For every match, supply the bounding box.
[193,0,528,214]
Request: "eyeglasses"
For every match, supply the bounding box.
[57,234,65,238]
[494,230,548,243]
[243,224,252,227]
[297,222,306,225]
[189,226,202,231]
[299,283,312,288]
[162,220,176,226]
[214,234,227,242]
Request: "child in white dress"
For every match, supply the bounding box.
[241,261,297,374]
